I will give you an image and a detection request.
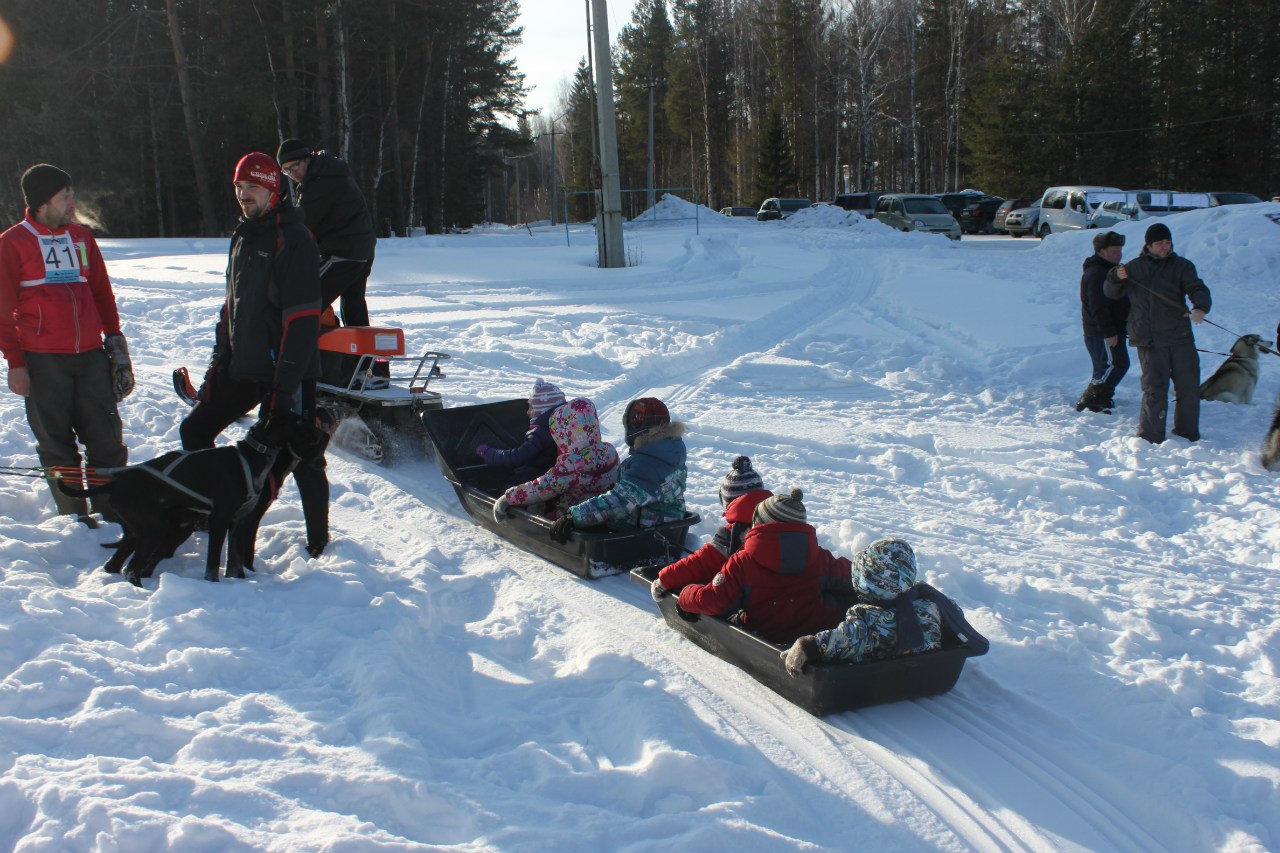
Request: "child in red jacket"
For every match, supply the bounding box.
[675,488,845,646]
[650,455,770,601]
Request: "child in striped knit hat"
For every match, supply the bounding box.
[475,379,566,481]
[651,455,771,602]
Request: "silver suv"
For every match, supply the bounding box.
[873,194,961,240]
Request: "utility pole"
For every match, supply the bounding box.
[589,0,625,268]
[546,123,562,226]
[643,67,661,213]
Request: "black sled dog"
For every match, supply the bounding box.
[1199,334,1271,404]
[56,415,301,586]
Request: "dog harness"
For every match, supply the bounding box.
[138,442,266,516]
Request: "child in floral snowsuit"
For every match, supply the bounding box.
[549,397,687,542]
[492,397,619,522]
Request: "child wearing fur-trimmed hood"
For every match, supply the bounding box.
[549,397,687,542]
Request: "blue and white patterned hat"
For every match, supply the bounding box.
[852,538,917,601]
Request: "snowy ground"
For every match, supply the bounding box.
[2,199,1279,852]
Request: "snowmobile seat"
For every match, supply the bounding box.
[628,564,985,715]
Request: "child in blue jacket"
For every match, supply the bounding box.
[549,397,687,542]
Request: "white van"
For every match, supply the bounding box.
[1087,191,1212,229]
[1037,185,1122,236]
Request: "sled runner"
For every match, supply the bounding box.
[629,563,985,715]
[422,399,699,578]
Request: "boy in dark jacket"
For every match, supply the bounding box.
[676,488,844,647]
[475,379,565,482]
[650,455,771,601]
[1104,222,1211,443]
[549,397,686,542]
[1075,230,1130,414]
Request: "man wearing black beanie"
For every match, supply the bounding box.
[0,164,132,525]
[1104,221,1212,444]
[276,139,375,327]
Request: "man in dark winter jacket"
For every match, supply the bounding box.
[179,152,330,556]
[277,139,375,327]
[1075,230,1130,414]
[1104,221,1211,444]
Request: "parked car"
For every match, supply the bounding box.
[934,190,990,221]
[757,197,813,221]
[1207,191,1263,206]
[1003,203,1041,238]
[958,196,1007,234]
[993,198,1036,234]
[719,206,758,218]
[831,191,886,218]
[1037,185,1123,236]
[1086,191,1211,229]
[874,194,961,240]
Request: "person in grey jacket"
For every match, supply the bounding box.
[1104,221,1211,443]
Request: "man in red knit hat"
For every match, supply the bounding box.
[180,152,331,557]
[0,163,132,526]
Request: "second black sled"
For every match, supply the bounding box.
[629,563,986,715]
[422,399,700,579]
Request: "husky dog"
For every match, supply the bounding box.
[1199,334,1271,404]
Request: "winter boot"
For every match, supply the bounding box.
[1075,385,1104,413]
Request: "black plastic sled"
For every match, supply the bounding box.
[629,563,984,715]
[422,399,700,579]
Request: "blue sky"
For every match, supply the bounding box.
[514,0,638,117]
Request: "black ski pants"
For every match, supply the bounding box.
[320,255,372,328]
[179,367,329,547]
[1136,339,1201,443]
[23,349,127,520]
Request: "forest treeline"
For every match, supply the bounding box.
[0,0,1276,237]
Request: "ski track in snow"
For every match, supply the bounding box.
[3,206,1279,850]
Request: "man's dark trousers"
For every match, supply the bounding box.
[24,349,127,519]
[1136,339,1200,443]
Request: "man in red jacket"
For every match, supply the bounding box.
[676,487,845,646]
[0,164,132,525]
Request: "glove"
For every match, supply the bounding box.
[549,515,574,544]
[492,496,511,523]
[475,444,491,461]
[710,525,733,557]
[650,579,668,602]
[674,602,700,623]
[103,335,134,401]
[782,636,820,677]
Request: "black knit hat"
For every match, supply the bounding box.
[753,487,806,525]
[1092,230,1125,252]
[719,455,764,506]
[21,164,72,212]
[276,138,312,165]
[1144,222,1172,246]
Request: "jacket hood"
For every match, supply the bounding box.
[304,152,352,183]
[550,398,606,455]
[631,420,685,451]
[742,521,820,575]
[724,489,772,524]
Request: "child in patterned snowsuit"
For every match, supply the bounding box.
[476,378,566,482]
[650,455,771,602]
[782,538,988,675]
[492,397,619,522]
[549,397,686,542]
